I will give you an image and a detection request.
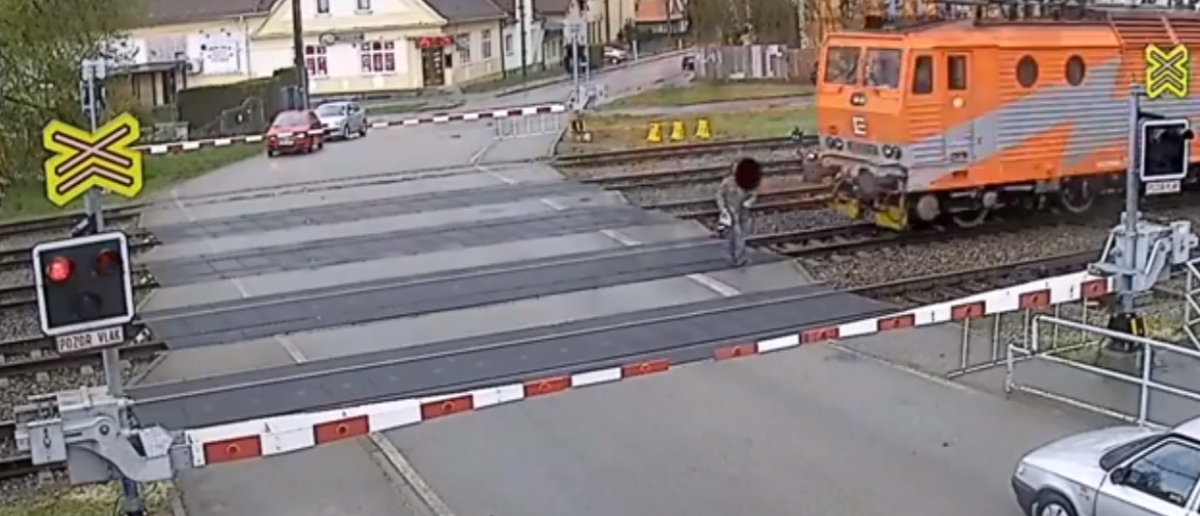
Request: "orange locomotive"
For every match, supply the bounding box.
[812,7,1200,230]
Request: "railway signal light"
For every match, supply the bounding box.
[32,232,134,337]
[1139,118,1193,182]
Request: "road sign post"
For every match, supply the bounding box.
[566,16,584,111]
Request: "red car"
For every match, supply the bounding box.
[266,110,325,157]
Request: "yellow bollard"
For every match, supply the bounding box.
[670,120,686,142]
[647,122,662,143]
[695,118,712,140]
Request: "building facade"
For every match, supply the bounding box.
[117,0,518,101]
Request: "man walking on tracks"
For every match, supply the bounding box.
[715,157,762,267]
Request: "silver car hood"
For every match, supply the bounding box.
[317,114,346,126]
[1022,426,1157,488]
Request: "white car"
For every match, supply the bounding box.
[1013,416,1200,516]
[604,46,628,64]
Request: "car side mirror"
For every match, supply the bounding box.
[1111,467,1130,485]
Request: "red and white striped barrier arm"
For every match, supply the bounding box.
[182,270,1113,467]
[136,104,567,156]
[367,104,567,129]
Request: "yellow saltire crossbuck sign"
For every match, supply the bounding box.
[1145,44,1190,100]
[42,113,143,207]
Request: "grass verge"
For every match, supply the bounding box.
[605,81,814,109]
[560,106,816,155]
[0,481,176,516]
[0,144,262,221]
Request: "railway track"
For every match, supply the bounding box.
[641,185,831,217]
[0,230,160,272]
[554,136,817,167]
[0,245,1118,483]
[0,323,157,372]
[0,269,158,309]
[0,204,146,242]
[581,158,809,190]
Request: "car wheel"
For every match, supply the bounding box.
[1034,491,1077,516]
[267,149,276,158]
[341,125,351,140]
[359,123,368,137]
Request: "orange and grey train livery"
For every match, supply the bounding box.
[812,9,1200,231]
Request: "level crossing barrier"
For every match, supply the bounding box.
[1006,258,1200,429]
[175,268,1118,467]
[136,104,567,155]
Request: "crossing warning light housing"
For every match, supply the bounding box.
[32,232,135,337]
[1139,118,1194,182]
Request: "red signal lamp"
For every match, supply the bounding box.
[46,257,74,283]
[95,248,122,275]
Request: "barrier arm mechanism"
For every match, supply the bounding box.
[14,387,194,484]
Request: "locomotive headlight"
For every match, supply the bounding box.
[805,151,818,161]
[827,137,844,150]
[882,145,902,160]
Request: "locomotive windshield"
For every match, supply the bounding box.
[823,46,903,88]
[865,48,902,89]
[824,46,860,85]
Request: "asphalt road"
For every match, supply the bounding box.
[385,343,1116,516]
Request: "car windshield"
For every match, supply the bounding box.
[316,104,345,116]
[823,46,860,86]
[273,111,310,127]
[865,48,903,89]
[1100,433,1165,471]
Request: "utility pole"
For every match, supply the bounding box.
[80,58,144,516]
[519,0,528,79]
[291,0,309,109]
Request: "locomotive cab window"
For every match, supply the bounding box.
[912,55,933,94]
[866,48,902,89]
[1017,55,1039,88]
[948,55,967,91]
[824,46,861,85]
[1066,55,1086,86]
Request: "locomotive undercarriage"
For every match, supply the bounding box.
[820,158,1200,231]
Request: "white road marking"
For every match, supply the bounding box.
[598,228,742,298]
[230,278,251,299]
[540,198,567,211]
[469,141,497,164]
[827,343,976,394]
[273,334,308,364]
[135,289,158,311]
[369,433,459,516]
[171,188,196,223]
[474,163,517,185]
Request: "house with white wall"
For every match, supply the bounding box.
[491,0,549,74]
[118,0,510,100]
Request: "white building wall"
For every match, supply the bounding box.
[501,19,546,72]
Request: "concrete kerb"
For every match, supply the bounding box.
[494,49,692,98]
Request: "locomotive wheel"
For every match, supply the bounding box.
[950,208,989,228]
[1058,178,1095,214]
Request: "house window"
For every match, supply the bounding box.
[357,0,371,10]
[505,33,514,55]
[457,33,471,63]
[482,29,493,59]
[360,40,396,73]
[317,0,330,14]
[305,45,328,77]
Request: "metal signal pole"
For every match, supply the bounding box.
[81,59,145,516]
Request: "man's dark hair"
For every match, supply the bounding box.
[734,158,762,191]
